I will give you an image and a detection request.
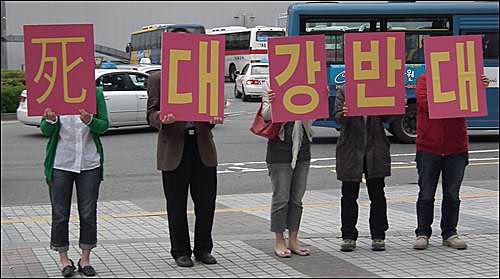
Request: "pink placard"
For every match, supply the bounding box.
[24,24,96,116]
[268,35,329,123]
[344,32,406,116]
[161,32,225,122]
[424,35,487,119]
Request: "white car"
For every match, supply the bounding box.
[17,69,151,128]
[116,64,162,75]
[234,62,269,102]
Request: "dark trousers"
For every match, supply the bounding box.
[341,178,388,240]
[48,167,101,252]
[161,135,217,259]
[415,151,467,239]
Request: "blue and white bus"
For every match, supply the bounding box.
[127,24,206,64]
[286,1,499,143]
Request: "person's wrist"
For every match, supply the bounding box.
[85,115,93,125]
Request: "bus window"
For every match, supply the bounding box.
[137,33,144,50]
[225,34,232,50]
[305,21,379,64]
[153,30,162,49]
[483,32,499,60]
[255,31,285,42]
[387,18,451,64]
[131,35,138,51]
[461,31,499,61]
[231,32,251,50]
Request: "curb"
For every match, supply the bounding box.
[1,113,17,121]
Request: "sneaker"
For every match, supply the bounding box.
[443,235,467,250]
[371,239,385,251]
[413,236,429,250]
[340,239,356,252]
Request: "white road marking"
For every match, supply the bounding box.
[217,150,499,174]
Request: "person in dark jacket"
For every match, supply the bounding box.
[413,74,490,250]
[334,86,395,252]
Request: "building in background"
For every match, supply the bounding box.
[1,1,295,70]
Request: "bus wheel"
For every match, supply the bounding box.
[229,64,237,82]
[391,103,417,144]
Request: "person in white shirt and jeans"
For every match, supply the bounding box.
[40,88,108,277]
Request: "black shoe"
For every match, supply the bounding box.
[175,256,194,267]
[77,259,96,276]
[195,253,218,265]
[61,259,76,278]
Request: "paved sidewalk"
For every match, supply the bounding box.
[2,184,498,278]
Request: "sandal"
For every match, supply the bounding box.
[78,259,96,277]
[61,259,76,278]
[289,247,311,256]
[274,249,292,258]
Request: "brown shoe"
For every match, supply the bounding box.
[443,235,467,250]
[413,236,429,250]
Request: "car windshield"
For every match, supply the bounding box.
[251,65,268,75]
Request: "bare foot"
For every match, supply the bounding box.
[274,242,291,258]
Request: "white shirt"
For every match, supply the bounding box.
[50,115,101,173]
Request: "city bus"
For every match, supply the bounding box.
[126,23,206,64]
[287,2,499,143]
[207,26,286,81]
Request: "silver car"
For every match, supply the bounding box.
[233,62,269,102]
[16,69,151,128]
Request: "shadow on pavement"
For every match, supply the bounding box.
[102,126,157,136]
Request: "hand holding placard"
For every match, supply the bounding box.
[43,108,57,122]
[78,109,92,125]
[161,113,176,125]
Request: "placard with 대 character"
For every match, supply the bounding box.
[24,24,96,116]
[161,32,225,122]
[424,35,487,119]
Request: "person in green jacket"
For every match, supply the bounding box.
[40,87,108,278]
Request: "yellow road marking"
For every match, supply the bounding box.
[2,191,497,225]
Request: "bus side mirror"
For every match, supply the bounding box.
[235,71,240,76]
[126,45,130,53]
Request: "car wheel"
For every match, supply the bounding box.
[390,103,417,144]
[229,64,237,82]
[242,87,248,102]
[234,84,241,98]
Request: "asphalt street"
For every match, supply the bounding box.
[1,82,499,206]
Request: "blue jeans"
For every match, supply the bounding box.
[48,168,101,252]
[267,161,310,233]
[415,152,468,239]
